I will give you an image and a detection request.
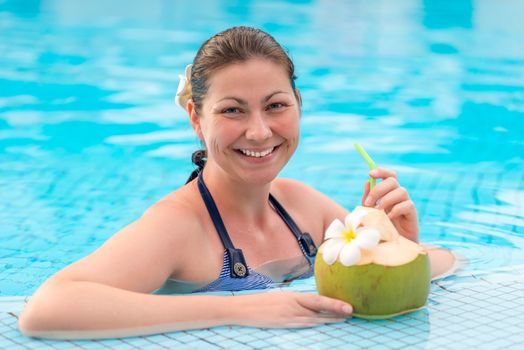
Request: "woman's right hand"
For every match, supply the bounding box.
[231,292,352,328]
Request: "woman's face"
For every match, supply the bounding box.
[190,58,300,185]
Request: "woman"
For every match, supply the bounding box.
[19,26,454,339]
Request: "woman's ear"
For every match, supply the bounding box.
[187,100,204,141]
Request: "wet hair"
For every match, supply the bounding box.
[178,26,297,113]
[183,26,298,184]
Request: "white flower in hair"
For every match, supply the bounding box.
[321,211,380,266]
[175,64,192,108]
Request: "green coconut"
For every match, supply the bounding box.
[314,207,431,319]
[315,251,430,319]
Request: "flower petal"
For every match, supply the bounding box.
[321,238,344,265]
[175,76,187,107]
[325,219,346,240]
[339,242,361,266]
[354,227,380,250]
[176,76,187,94]
[183,63,193,78]
[345,210,368,232]
[175,64,193,107]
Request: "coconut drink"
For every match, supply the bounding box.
[314,206,431,319]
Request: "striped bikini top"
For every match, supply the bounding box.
[193,171,317,293]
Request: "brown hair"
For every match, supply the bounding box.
[178,26,298,113]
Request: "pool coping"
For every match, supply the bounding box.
[2,265,524,349]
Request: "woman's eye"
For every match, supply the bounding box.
[267,102,284,110]
[222,107,241,114]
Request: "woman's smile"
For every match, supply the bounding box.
[239,146,275,158]
[235,144,282,164]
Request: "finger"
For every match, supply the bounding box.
[388,200,417,220]
[364,177,399,207]
[369,167,397,180]
[296,294,353,317]
[361,181,370,205]
[376,187,409,213]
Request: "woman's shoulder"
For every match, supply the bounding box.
[142,182,203,232]
[47,184,207,293]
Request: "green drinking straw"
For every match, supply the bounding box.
[354,143,377,190]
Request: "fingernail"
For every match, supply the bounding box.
[364,196,372,206]
[342,304,352,314]
[369,169,377,176]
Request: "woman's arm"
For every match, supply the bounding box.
[19,279,231,339]
[279,175,452,280]
[20,278,351,339]
[19,200,352,339]
[18,199,203,337]
[278,168,419,243]
[20,280,351,340]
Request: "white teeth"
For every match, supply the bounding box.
[240,147,275,158]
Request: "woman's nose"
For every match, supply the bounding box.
[245,112,272,141]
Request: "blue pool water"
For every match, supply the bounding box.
[1,0,523,295]
[0,0,524,348]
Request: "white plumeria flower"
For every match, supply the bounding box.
[175,64,192,107]
[322,211,380,266]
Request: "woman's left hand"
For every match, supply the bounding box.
[361,167,419,242]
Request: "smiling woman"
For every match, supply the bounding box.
[17,26,453,340]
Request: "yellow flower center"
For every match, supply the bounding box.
[343,228,356,242]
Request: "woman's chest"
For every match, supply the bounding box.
[172,204,323,283]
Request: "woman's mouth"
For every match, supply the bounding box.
[236,145,280,159]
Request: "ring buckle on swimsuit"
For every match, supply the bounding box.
[227,248,249,278]
[233,262,247,277]
[298,233,317,257]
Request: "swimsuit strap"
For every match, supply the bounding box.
[197,172,249,278]
[197,171,317,278]
[268,194,318,259]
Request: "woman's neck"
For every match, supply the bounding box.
[201,163,274,228]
